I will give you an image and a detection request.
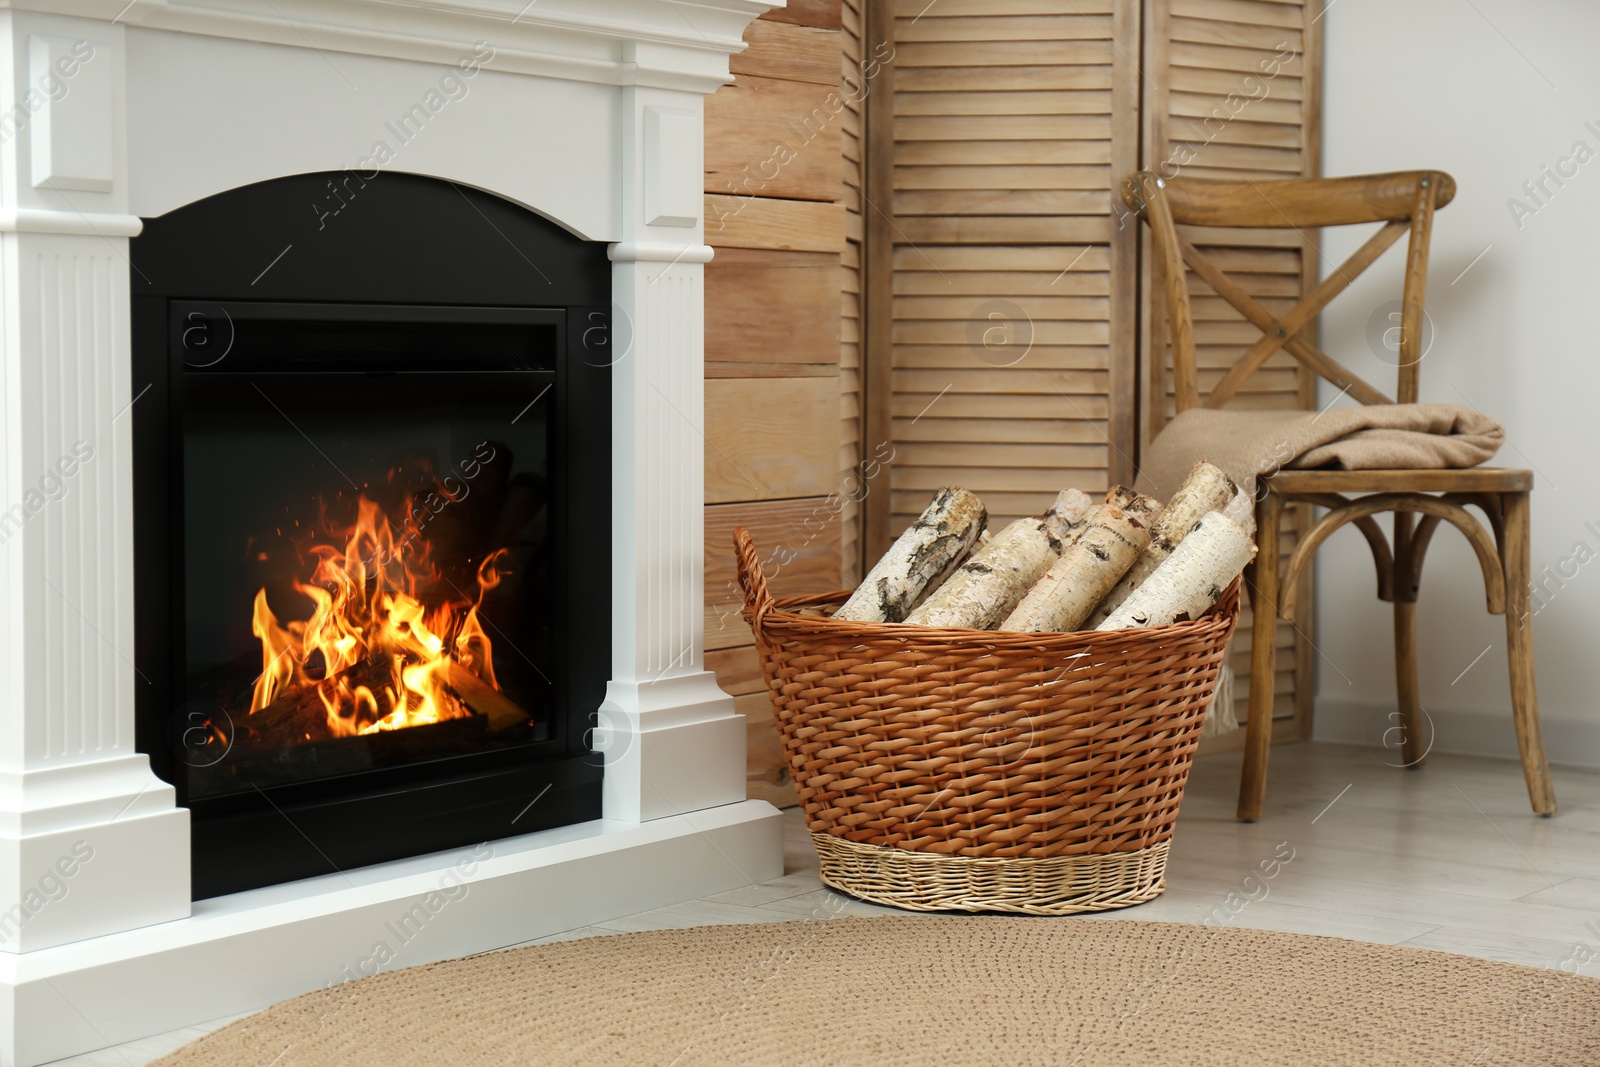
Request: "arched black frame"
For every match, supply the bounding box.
[129,172,611,898]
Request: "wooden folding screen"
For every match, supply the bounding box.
[863,0,1140,551]
[1140,0,1323,740]
[851,0,1325,746]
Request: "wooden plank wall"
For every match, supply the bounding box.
[703,0,847,807]
[867,0,1141,555]
[1140,0,1323,747]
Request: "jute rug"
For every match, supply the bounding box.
[154,916,1600,1066]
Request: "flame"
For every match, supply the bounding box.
[248,495,509,738]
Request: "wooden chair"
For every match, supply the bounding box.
[1119,169,1556,821]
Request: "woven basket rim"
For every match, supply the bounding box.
[742,577,1242,653]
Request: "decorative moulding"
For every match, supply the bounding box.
[27,0,775,92]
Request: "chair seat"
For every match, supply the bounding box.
[1265,466,1531,495]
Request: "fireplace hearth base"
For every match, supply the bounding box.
[0,801,781,1066]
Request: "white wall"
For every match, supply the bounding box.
[1315,0,1600,766]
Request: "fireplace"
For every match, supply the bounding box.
[0,4,783,1064]
[128,173,612,897]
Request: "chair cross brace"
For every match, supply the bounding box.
[1177,219,1409,408]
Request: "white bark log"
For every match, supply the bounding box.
[1085,462,1238,628]
[913,532,982,615]
[833,487,988,622]
[1043,487,1096,544]
[904,487,1100,628]
[1103,484,1141,512]
[1221,487,1256,538]
[998,494,1158,632]
[905,517,1062,629]
[1096,512,1256,630]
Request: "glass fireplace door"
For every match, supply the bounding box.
[173,304,563,801]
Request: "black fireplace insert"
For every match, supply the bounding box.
[130,172,611,898]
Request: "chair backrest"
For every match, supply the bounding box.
[1119,169,1455,411]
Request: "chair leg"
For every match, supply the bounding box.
[1501,491,1556,815]
[1392,601,1426,768]
[1391,511,1426,768]
[1238,491,1283,822]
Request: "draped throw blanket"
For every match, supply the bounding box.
[1138,402,1503,738]
[1136,403,1505,502]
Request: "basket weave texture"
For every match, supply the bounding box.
[735,526,1241,914]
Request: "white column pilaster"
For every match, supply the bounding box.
[0,10,188,955]
[599,72,746,822]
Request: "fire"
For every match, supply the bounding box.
[248,495,508,738]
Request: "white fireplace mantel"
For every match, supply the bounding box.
[0,3,784,1063]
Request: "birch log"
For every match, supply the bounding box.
[1043,487,1096,544]
[833,487,988,623]
[904,518,1060,629]
[1103,484,1141,511]
[906,488,1098,628]
[1096,512,1256,630]
[998,492,1159,632]
[1221,487,1256,538]
[1085,462,1238,628]
[914,526,985,616]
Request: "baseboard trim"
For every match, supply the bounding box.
[1312,699,1600,770]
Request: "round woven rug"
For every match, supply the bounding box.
[154,916,1600,1066]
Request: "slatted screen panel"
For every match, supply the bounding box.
[840,0,866,586]
[883,0,1138,540]
[1142,0,1323,740]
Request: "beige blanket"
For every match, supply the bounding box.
[1136,403,1504,501]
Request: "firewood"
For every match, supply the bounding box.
[447,662,530,732]
[906,521,1055,629]
[1221,487,1256,537]
[903,488,1099,629]
[1102,484,1141,511]
[1042,487,1096,544]
[917,526,985,613]
[1085,462,1238,628]
[1096,512,1256,630]
[998,490,1159,632]
[233,657,522,749]
[236,688,338,750]
[235,656,400,749]
[833,486,988,623]
[904,516,1056,629]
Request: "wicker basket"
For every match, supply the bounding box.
[735,526,1242,915]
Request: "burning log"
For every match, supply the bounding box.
[235,657,402,750]
[233,657,525,753]
[447,662,531,732]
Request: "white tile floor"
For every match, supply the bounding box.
[48,741,1600,1065]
